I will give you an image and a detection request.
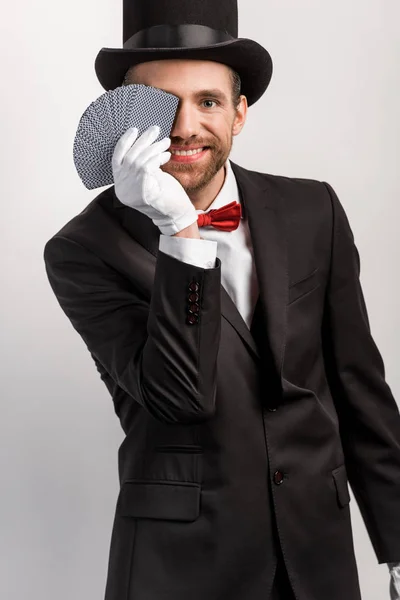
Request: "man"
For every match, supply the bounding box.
[43,1,400,598]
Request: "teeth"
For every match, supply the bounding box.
[171,148,205,156]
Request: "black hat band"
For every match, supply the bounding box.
[123,24,234,50]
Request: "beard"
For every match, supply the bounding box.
[161,135,233,195]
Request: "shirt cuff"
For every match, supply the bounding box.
[159,234,217,269]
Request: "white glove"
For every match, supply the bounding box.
[111,124,199,236]
[389,563,400,600]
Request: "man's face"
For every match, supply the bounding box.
[127,59,247,194]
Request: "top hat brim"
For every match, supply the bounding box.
[94,38,273,107]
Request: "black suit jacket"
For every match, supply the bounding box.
[43,161,400,600]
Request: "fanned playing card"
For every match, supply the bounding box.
[73,84,180,190]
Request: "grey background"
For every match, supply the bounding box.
[1,0,399,598]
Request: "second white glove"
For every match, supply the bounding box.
[111,125,199,236]
[389,563,400,600]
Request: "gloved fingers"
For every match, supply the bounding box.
[129,136,171,170]
[390,579,400,600]
[111,127,139,169]
[390,572,400,600]
[122,125,164,167]
[144,151,171,172]
[159,151,172,166]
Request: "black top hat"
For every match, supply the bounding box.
[94,0,273,107]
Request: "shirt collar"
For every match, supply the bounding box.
[195,159,243,219]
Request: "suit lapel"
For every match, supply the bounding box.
[231,162,288,378]
[105,160,288,378]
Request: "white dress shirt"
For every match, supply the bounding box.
[158,159,259,329]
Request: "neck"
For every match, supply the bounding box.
[187,164,226,212]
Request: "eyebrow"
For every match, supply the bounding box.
[192,89,228,102]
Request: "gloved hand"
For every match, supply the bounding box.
[389,563,400,600]
[111,124,199,236]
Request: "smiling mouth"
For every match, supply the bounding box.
[170,146,210,156]
[168,147,211,163]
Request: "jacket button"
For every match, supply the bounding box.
[274,471,284,485]
[188,292,199,302]
[268,406,278,412]
[186,314,199,325]
[188,282,200,292]
[188,303,199,314]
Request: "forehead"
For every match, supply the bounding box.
[130,59,231,96]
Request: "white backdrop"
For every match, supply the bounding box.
[1,1,399,598]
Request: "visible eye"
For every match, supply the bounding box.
[202,99,219,108]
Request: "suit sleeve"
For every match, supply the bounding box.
[43,235,221,425]
[159,234,217,268]
[321,181,400,564]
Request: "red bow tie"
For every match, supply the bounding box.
[197,201,242,232]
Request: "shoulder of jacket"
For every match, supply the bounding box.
[230,159,326,194]
[43,186,115,248]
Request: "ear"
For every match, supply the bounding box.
[232,95,247,136]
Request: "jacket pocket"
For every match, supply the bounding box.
[117,480,201,521]
[332,464,351,508]
[288,267,320,305]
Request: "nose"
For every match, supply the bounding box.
[170,101,200,141]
